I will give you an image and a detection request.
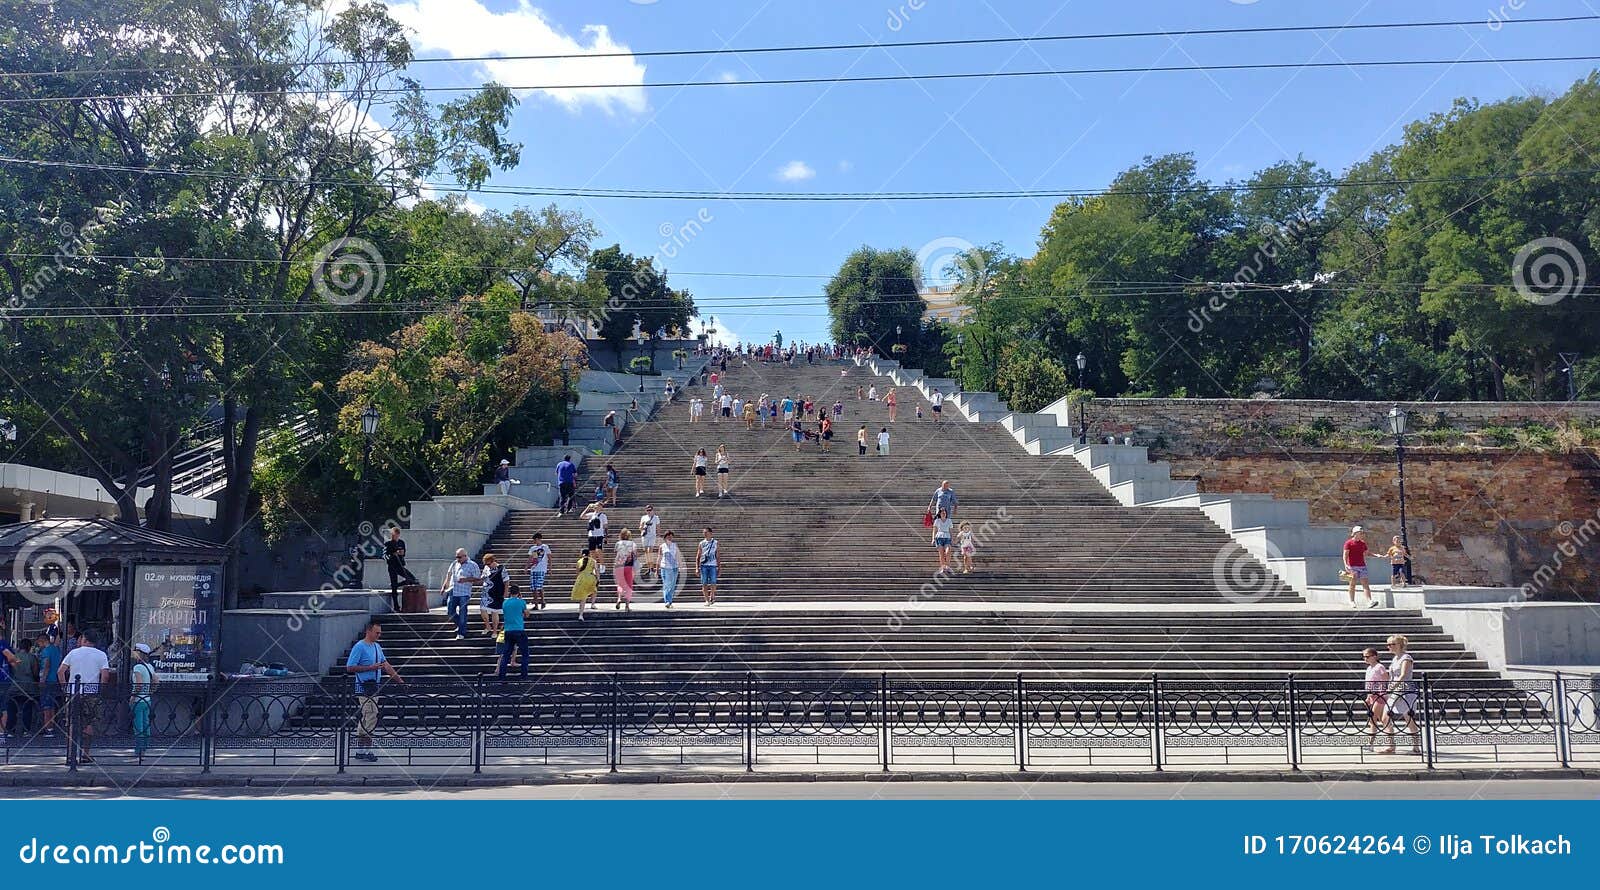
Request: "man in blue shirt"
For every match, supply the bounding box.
[555,454,578,515]
[497,585,530,679]
[35,632,63,737]
[930,481,958,519]
[344,620,403,762]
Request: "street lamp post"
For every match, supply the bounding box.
[635,329,648,393]
[560,357,572,446]
[1075,352,1089,445]
[356,405,380,588]
[1388,404,1412,582]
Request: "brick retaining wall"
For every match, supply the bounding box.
[1163,449,1600,595]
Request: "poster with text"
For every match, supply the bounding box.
[131,564,219,681]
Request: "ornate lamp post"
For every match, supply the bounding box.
[356,405,380,587]
[634,327,648,393]
[1388,404,1412,580]
[1075,352,1089,445]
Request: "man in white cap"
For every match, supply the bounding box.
[493,459,519,496]
[1342,525,1378,608]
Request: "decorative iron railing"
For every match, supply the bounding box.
[1,673,1592,774]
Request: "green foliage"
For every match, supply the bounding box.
[995,345,1071,414]
[825,246,923,356]
[837,75,1600,404]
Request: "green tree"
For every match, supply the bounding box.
[825,246,923,356]
[0,1,519,583]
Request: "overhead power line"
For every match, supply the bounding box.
[5,55,1600,105]
[4,15,1592,79]
[3,156,1597,203]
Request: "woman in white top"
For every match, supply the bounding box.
[715,445,731,497]
[1381,634,1422,755]
[613,529,637,611]
[692,448,708,497]
[689,398,702,423]
[868,385,878,401]
[877,427,890,456]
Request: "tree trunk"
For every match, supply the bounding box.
[218,398,264,609]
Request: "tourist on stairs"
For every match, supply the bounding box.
[614,529,637,611]
[886,388,897,422]
[929,480,958,520]
[497,584,530,679]
[582,503,609,563]
[572,546,601,621]
[693,448,709,496]
[554,454,577,516]
[857,425,869,455]
[697,528,720,605]
[480,553,506,639]
[1380,635,1422,755]
[638,506,660,578]
[1342,526,1378,608]
[715,445,732,497]
[659,531,682,609]
[819,414,833,452]
[526,533,550,610]
[957,522,977,574]
[1360,647,1390,753]
[877,427,890,456]
[790,415,805,452]
[931,509,954,574]
[604,462,620,507]
[441,549,481,640]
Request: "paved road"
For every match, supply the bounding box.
[27,779,1600,800]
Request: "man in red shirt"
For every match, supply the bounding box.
[1343,525,1377,608]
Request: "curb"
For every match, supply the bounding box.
[4,768,1597,790]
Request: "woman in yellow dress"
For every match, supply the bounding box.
[571,546,601,621]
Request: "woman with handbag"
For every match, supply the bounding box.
[614,529,637,611]
[572,546,601,621]
[479,553,506,639]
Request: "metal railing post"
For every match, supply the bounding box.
[1150,674,1163,772]
[200,678,216,773]
[1286,675,1300,771]
[744,673,755,773]
[879,672,890,773]
[65,678,81,772]
[1420,673,1435,770]
[336,682,349,774]
[609,674,620,773]
[1015,673,1027,772]
[472,675,484,775]
[1554,673,1570,769]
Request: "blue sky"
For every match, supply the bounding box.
[381,0,1600,345]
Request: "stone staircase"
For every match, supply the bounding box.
[342,354,1506,687]
[865,356,1356,596]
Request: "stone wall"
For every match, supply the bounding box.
[1164,449,1600,596]
[1083,398,1600,456]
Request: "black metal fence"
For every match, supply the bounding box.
[1,673,1594,774]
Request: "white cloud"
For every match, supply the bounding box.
[383,0,648,114]
[775,160,815,182]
